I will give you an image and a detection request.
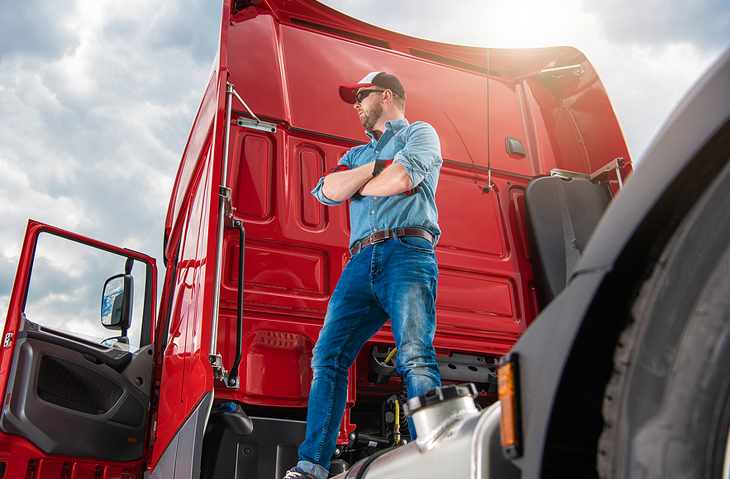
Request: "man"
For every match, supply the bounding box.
[284,72,443,479]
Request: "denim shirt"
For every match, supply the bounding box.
[312,119,443,249]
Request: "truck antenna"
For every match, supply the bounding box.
[486,48,493,193]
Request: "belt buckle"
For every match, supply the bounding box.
[370,229,391,244]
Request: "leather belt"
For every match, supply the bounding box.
[350,228,434,255]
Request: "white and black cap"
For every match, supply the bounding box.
[339,71,406,104]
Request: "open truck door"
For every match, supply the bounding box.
[0,220,157,477]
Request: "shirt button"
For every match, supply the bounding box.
[371,210,375,214]
[373,228,377,232]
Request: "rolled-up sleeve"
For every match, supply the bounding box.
[393,122,441,187]
[311,151,354,206]
[311,176,344,206]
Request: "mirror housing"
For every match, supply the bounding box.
[101,272,133,332]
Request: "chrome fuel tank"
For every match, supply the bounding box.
[334,385,519,479]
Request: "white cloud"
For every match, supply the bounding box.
[0,0,218,326]
[594,41,725,158]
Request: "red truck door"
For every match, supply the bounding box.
[0,220,157,476]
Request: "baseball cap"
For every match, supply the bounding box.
[339,71,406,104]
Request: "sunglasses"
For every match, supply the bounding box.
[355,89,385,104]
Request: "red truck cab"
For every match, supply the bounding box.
[0,1,630,477]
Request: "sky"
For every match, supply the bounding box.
[1,0,729,328]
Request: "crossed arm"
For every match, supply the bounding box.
[321,161,413,203]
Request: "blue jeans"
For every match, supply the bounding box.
[297,233,441,479]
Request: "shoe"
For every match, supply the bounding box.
[282,467,316,479]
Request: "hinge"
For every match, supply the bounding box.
[210,353,229,382]
[209,353,239,389]
[590,157,626,190]
[3,333,13,348]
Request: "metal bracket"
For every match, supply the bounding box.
[368,347,498,393]
[538,64,584,78]
[3,333,13,348]
[209,354,227,380]
[551,169,591,180]
[590,157,626,190]
[236,116,277,133]
[209,353,240,389]
[513,64,585,83]
[219,185,235,223]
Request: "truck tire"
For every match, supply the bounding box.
[597,157,730,479]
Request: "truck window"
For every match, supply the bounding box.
[23,231,147,352]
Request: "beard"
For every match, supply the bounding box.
[359,102,383,131]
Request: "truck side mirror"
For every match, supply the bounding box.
[101,267,134,333]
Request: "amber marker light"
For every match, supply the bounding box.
[498,352,523,459]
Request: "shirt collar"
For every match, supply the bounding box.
[365,118,410,142]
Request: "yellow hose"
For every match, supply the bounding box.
[384,347,397,365]
[384,347,401,443]
[394,396,401,443]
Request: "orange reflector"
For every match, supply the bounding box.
[498,353,522,458]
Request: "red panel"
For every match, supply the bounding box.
[224,239,328,298]
[154,138,217,467]
[524,79,588,173]
[216,315,322,407]
[233,133,274,220]
[565,76,631,173]
[226,13,288,123]
[297,146,326,229]
[437,269,515,319]
[241,329,314,400]
[278,25,534,177]
[281,134,352,250]
[0,437,144,479]
[436,167,506,258]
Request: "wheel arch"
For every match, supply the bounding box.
[542,50,730,476]
[510,50,730,477]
